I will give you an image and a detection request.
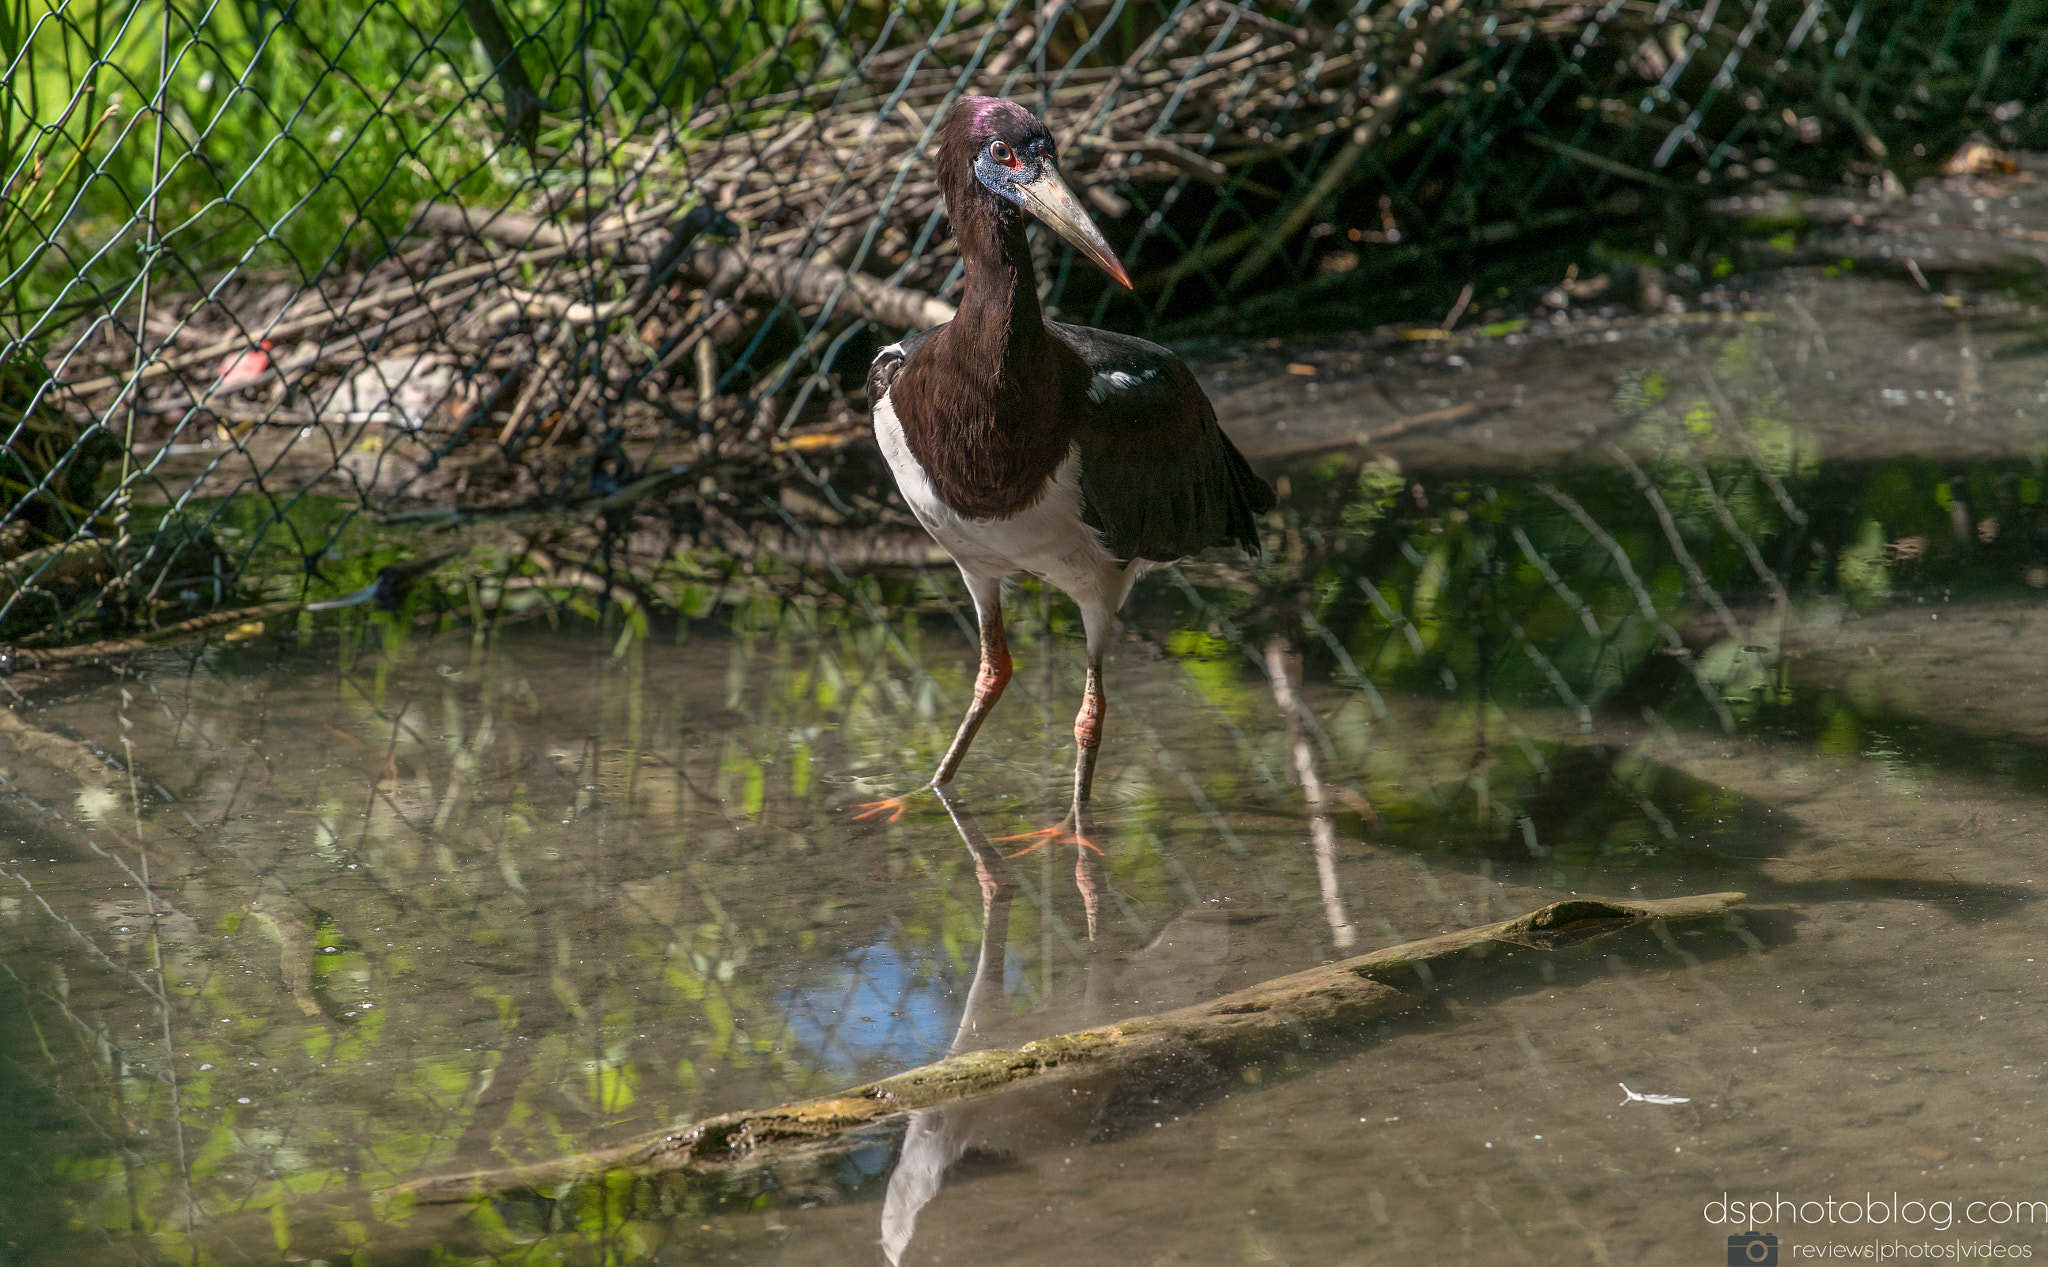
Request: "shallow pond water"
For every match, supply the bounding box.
[3,271,2047,1265]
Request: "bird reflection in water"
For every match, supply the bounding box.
[879,788,1248,1264]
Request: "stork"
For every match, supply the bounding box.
[857,95,1272,846]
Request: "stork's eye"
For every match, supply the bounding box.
[988,140,1021,168]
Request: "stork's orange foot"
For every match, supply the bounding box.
[851,793,920,823]
[993,824,1102,858]
[852,783,946,822]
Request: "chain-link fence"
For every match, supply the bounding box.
[3,0,2044,651]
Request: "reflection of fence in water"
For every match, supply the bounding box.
[6,0,2048,648]
[9,397,2048,1253]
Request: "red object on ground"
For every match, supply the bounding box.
[215,339,274,390]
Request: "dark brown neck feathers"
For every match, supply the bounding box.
[890,122,1080,520]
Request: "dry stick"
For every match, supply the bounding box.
[5,599,310,668]
[1226,54,1429,292]
[1137,224,1262,294]
[489,288,637,325]
[406,200,670,252]
[694,326,722,411]
[1244,400,1490,462]
[678,243,956,330]
[416,201,953,331]
[395,890,1745,1202]
[1066,1,1211,144]
[1442,282,1476,331]
[495,329,569,446]
[0,702,129,787]
[543,371,603,448]
[1080,135,1281,197]
[1522,131,1676,189]
[137,408,420,430]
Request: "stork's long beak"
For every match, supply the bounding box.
[1014,164,1134,290]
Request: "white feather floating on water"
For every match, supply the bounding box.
[1619,1082,1691,1106]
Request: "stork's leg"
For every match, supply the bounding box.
[1072,809,1106,940]
[1072,651,1106,805]
[1070,595,1115,806]
[855,572,1010,821]
[931,571,1013,786]
[997,598,1112,857]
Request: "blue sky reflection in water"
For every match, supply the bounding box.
[780,941,963,1079]
[1,273,2047,1263]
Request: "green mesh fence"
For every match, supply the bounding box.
[1,0,2043,649]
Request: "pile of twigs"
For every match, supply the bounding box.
[679,0,1469,302]
[32,0,1506,523]
[31,0,1968,530]
[41,216,901,518]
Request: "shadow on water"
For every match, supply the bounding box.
[3,271,2048,1263]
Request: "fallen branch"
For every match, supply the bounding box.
[677,243,956,330]
[3,553,467,668]
[407,202,584,252]
[412,202,955,331]
[1523,131,1677,189]
[0,701,128,787]
[0,539,115,599]
[1245,400,1490,461]
[394,889,1745,1202]
[492,288,637,325]
[4,599,309,669]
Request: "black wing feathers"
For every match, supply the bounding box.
[1050,322,1273,565]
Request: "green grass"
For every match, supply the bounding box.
[0,0,849,343]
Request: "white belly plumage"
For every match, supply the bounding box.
[873,393,1146,614]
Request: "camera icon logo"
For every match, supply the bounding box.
[1727,1230,1780,1265]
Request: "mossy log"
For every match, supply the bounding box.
[396,890,1745,1204]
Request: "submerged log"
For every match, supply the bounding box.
[395,889,1745,1203]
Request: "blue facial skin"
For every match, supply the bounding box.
[973,137,1054,206]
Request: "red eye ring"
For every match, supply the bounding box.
[988,140,1022,169]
